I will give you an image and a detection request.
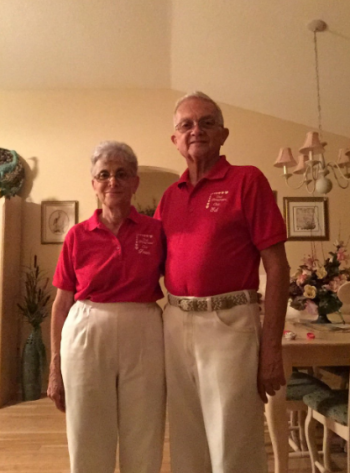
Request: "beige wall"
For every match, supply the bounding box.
[1,88,350,386]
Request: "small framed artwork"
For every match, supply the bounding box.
[41,201,78,244]
[283,197,329,241]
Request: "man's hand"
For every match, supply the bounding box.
[47,366,65,413]
[259,242,289,403]
[257,348,286,403]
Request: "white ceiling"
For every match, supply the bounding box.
[1,0,349,137]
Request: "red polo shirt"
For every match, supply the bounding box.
[53,207,165,302]
[154,156,287,297]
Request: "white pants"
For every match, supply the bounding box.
[163,298,267,473]
[61,300,166,473]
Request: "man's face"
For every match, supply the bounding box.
[171,98,229,163]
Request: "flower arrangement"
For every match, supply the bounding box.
[289,240,350,322]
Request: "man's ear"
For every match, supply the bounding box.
[221,128,229,145]
[133,175,140,194]
[171,134,177,146]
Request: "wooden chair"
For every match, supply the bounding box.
[286,371,331,456]
[318,366,350,390]
[303,378,349,472]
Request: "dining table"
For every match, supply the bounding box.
[264,318,350,473]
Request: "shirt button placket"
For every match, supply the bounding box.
[114,237,121,256]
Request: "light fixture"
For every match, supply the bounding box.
[274,19,350,195]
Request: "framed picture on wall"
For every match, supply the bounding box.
[41,201,78,244]
[283,197,329,241]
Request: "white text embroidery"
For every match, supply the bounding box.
[206,191,229,212]
[135,234,154,255]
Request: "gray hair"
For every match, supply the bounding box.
[90,141,138,176]
[173,91,224,127]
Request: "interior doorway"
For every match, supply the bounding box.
[132,166,179,215]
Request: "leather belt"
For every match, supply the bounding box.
[168,290,258,312]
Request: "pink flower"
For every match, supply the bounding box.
[296,273,308,285]
[302,254,317,270]
[305,300,319,319]
[296,269,312,286]
[328,274,349,293]
[337,248,349,264]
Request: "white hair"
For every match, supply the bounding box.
[173,91,224,126]
[90,141,138,176]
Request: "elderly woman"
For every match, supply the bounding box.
[47,141,166,473]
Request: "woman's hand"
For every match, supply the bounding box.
[47,365,65,412]
[48,289,74,413]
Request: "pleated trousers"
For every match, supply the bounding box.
[61,300,166,473]
[163,297,267,473]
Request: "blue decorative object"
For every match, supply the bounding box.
[22,326,46,401]
[0,148,25,199]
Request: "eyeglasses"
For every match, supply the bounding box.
[93,170,133,182]
[174,117,221,134]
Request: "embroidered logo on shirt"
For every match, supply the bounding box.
[135,234,154,255]
[206,191,229,212]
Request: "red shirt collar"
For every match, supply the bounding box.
[86,206,140,231]
[177,155,230,188]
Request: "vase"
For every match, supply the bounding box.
[22,326,46,401]
[313,309,332,324]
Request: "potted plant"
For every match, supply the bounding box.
[136,198,158,217]
[18,255,52,400]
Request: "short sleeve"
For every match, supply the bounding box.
[52,228,77,291]
[242,168,287,251]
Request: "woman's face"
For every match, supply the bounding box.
[91,156,139,209]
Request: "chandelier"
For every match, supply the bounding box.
[274,19,350,195]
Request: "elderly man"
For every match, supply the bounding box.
[155,92,290,473]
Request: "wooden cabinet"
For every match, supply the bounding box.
[0,196,22,406]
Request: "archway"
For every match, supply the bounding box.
[132,166,180,216]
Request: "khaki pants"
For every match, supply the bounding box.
[163,298,267,473]
[61,300,166,473]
